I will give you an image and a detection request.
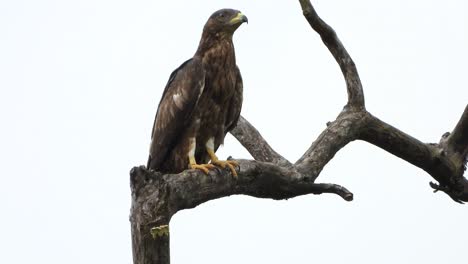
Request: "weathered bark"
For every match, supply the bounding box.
[231,116,291,167]
[129,158,354,264]
[359,112,468,203]
[130,1,468,263]
[130,167,171,264]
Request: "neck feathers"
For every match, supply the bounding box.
[195,31,235,61]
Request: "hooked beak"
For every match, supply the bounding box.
[229,12,248,25]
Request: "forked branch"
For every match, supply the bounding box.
[130,1,467,263]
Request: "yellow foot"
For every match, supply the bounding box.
[211,159,239,177]
[190,163,216,174]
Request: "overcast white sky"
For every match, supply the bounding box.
[1,0,467,263]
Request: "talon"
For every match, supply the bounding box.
[212,160,226,168]
[191,163,215,174]
[226,160,239,177]
[226,162,238,177]
[205,139,239,177]
[211,159,239,177]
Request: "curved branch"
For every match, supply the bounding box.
[359,112,468,203]
[298,0,365,109]
[294,110,367,179]
[359,114,441,173]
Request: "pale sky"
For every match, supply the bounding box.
[1,0,467,263]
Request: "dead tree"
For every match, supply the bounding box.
[130,1,468,263]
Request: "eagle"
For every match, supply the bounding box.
[147,9,248,177]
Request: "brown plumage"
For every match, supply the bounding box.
[147,9,247,176]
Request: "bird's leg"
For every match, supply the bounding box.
[206,138,239,177]
[188,137,215,174]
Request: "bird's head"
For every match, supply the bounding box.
[203,9,248,37]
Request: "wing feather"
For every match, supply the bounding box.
[225,66,243,133]
[147,58,205,170]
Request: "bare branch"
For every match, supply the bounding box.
[131,162,353,221]
[298,0,365,109]
[162,159,352,215]
[295,110,366,179]
[359,112,468,202]
[445,104,468,158]
[359,113,439,172]
[231,116,291,166]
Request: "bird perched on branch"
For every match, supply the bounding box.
[147,9,248,177]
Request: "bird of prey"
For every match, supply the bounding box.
[147,9,248,177]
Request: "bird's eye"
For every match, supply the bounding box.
[218,12,225,18]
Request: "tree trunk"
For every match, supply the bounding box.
[130,167,171,264]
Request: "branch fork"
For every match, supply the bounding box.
[130,1,468,263]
